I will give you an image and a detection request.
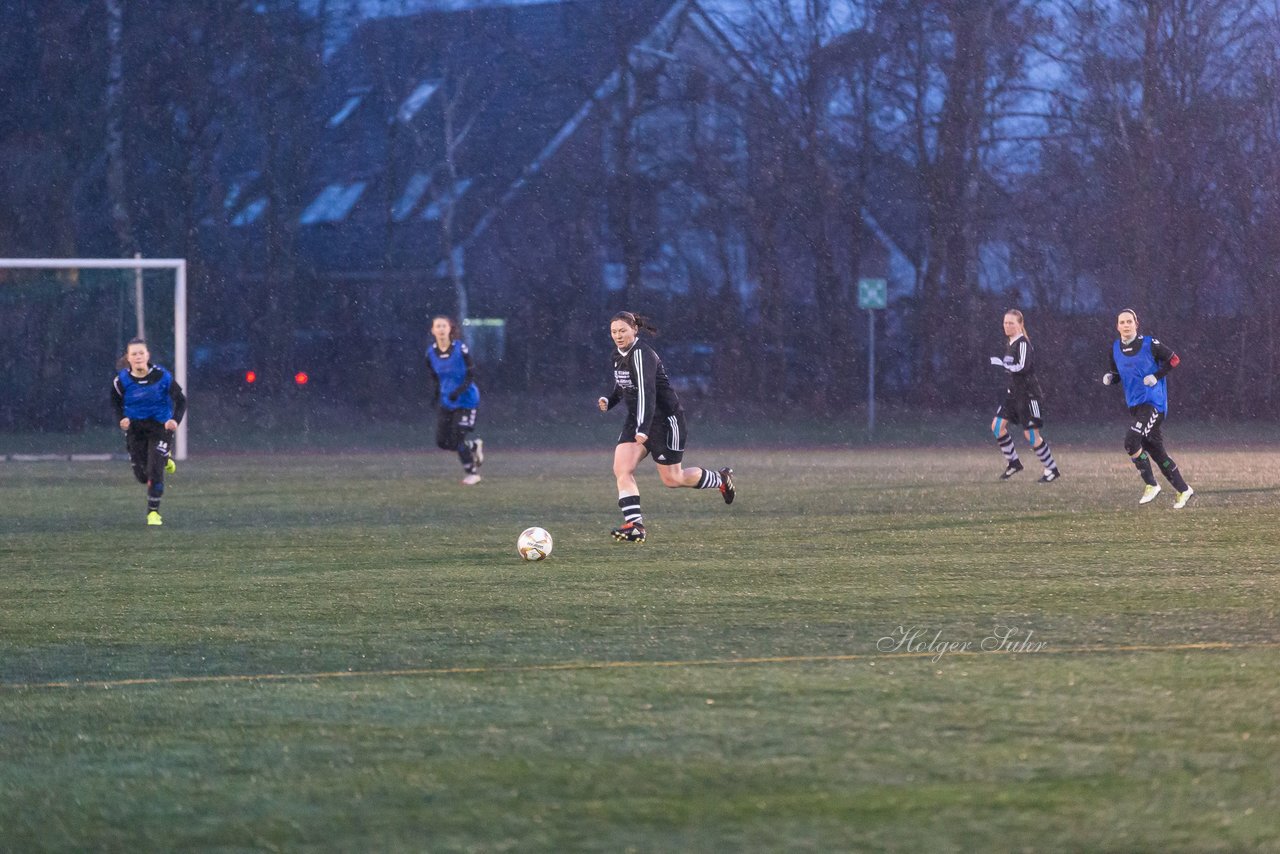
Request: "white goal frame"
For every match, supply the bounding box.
[0,258,188,460]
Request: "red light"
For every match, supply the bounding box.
[244,370,257,384]
[294,371,309,386]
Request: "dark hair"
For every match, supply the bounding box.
[431,315,464,343]
[1004,308,1028,340]
[611,311,659,336]
[1118,308,1139,325]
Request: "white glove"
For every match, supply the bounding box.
[1143,374,1158,387]
[1102,373,1115,385]
[989,356,1004,367]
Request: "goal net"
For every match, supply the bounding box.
[0,258,188,460]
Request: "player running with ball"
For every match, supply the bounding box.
[598,311,734,543]
[1102,308,1194,508]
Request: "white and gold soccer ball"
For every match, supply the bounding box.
[517,526,553,561]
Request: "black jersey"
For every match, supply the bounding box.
[603,339,682,437]
[998,335,1043,400]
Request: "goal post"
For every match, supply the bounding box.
[0,258,188,460]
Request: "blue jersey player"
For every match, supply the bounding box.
[111,338,187,525]
[1102,309,1194,508]
[427,315,483,485]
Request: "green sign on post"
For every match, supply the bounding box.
[857,277,887,310]
[856,278,886,437]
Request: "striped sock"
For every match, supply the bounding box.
[695,468,722,490]
[618,494,642,525]
[1032,440,1056,472]
[997,434,1019,464]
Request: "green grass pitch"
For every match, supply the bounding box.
[2,445,1278,851]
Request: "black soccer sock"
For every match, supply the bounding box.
[1158,456,1190,492]
[695,468,722,490]
[618,494,642,525]
[458,440,475,473]
[1132,452,1158,487]
[997,433,1019,464]
[147,480,163,512]
[1032,440,1057,472]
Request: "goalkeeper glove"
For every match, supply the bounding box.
[989,356,1005,367]
[1102,372,1116,385]
[1143,374,1158,387]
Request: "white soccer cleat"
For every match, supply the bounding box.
[461,473,482,486]
[1172,487,1194,509]
[1139,484,1161,505]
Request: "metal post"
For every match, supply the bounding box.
[174,260,188,460]
[867,309,876,437]
[133,251,146,339]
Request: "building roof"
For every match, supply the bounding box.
[225,0,682,277]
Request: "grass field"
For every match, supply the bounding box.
[2,441,1279,851]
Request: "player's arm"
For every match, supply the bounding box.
[169,378,187,426]
[449,344,477,402]
[599,383,622,412]
[1149,339,1181,380]
[633,348,658,440]
[1102,353,1121,386]
[426,360,441,404]
[1004,339,1030,373]
[111,376,128,428]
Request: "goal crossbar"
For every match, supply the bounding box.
[0,258,188,460]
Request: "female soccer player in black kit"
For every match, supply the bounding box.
[597,312,734,543]
[988,309,1061,482]
[111,338,187,526]
[1102,308,1194,508]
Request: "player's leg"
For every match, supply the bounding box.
[434,407,455,452]
[651,414,735,503]
[1023,401,1059,482]
[163,429,177,474]
[1126,407,1161,503]
[454,409,481,484]
[612,439,648,542]
[144,425,167,524]
[992,409,1022,478]
[1141,419,1192,504]
[126,427,149,485]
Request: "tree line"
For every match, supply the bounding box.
[2,0,1278,421]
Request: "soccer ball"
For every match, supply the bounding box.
[517,526,553,561]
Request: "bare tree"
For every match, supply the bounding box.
[104,0,136,256]
[1042,0,1275,409]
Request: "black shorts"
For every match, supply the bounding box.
[125,420,173,484]
[1127,404,1165,441]
[436,406,477,450]
[995,395,1044,429]
[618,410,687,465]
